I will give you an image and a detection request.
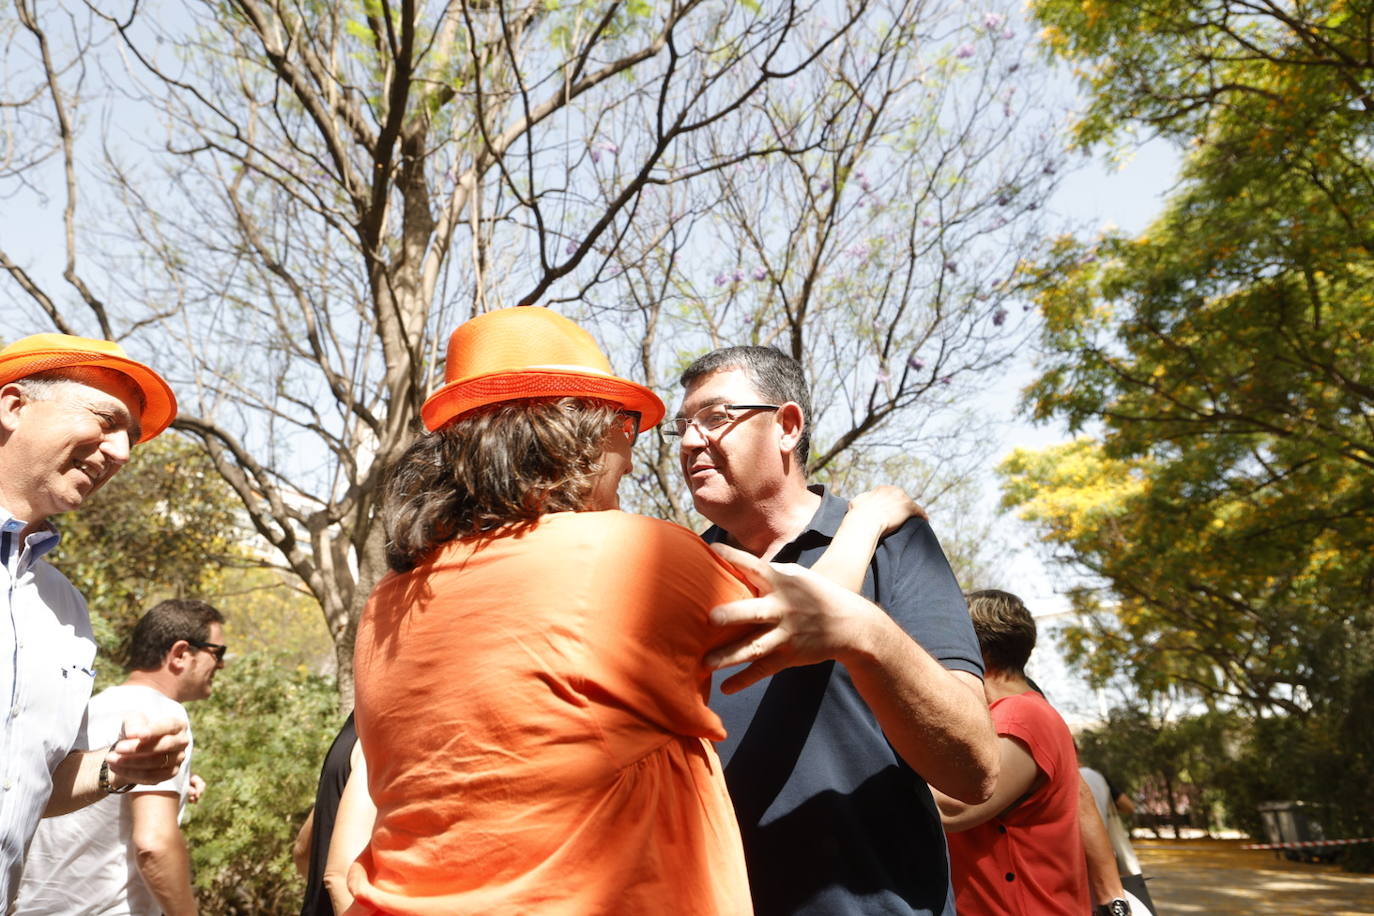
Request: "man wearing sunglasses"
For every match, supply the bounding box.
[671,346,997,916]
[17,599,227,916]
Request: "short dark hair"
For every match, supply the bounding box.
[965,589,1037,675]
[128,599,225,671]
[383,397,622,573]
[679,346,813,463]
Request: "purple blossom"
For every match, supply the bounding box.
[1001,27,1015,39]
[940,375,953,385]
[715,273,730,286]
[732,269,745,283]
[955,43,976,59]
[752,266,768,281]
[992,216,1008,228]
[590,148,601,164]
[983,12,1005,29]
[848,244,871,261]
[1008,62,1020,73]
[907,354,926,371]
[602,142,620,155]
[876,368,891,385]
[860,178,872,192]
[922,216,938,228]
[992,308,1008,326]
[819,180,831,193]
[996,194,1011,206]
[565,240,578,255]
[944,259,959,274]
[1004,103,1014,118]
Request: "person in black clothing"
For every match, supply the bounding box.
[296,714,357,916]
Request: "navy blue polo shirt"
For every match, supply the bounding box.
[705,486,983,916]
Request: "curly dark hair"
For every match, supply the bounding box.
[383,397,622,572]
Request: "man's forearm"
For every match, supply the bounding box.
[44,748,108,817]
[844,613,998,803]
[137,834,198,916]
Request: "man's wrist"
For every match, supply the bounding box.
[99,758,134,794]
[1093,899,1131,916]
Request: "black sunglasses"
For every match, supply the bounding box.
[188,639,228,662]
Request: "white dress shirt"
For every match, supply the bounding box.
[0,512,97,907]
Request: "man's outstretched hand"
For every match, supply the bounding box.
[107,712,189,785]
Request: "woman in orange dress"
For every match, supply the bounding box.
[347,307,755,915]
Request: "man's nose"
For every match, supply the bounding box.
[103,428,134,464]
[678,421,710,449]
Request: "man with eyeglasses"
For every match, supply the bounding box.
[17,598,226,916]
[0,334,190,907]
[670,346,998,916]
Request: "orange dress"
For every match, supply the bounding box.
[348,511,755,915]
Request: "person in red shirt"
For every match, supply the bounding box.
[936,590,1091,916]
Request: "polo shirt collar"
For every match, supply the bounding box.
[771,484,848,561]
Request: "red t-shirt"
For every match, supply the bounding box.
[348,511,756,915]
[946,690,1090,915]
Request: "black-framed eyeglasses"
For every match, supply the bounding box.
[662,403,780,439]
[618,410,642,446]
[188,639,228,662]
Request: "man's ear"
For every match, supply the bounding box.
[0,383,26,437]
[776,402,806,455]
[165,640,194,674]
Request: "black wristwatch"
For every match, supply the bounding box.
[1093,899,1131,916]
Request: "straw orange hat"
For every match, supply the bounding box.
[421,307,665,432]
[0,333,177,443]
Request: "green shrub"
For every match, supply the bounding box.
[183,654,341,913]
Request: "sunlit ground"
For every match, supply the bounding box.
[1136,837,1374,915]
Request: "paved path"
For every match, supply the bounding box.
[1135,838,1374,914]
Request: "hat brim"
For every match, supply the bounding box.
[421,368,666,433]
[0,350,177,443]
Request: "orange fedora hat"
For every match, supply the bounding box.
[0,333,177,443]
[421,307,665,433]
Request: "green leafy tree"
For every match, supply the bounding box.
[1007,0,1374,710]
[50,435,244,661]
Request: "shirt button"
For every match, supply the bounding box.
[997,825,1007,834]
[1005,872,1015,882]
[2,779,12,791]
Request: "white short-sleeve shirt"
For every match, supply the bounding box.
[16,684,193,916]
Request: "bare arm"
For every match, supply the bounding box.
[324,743,374,915]
[808,486,926,591]
[292,807,316,880]
[45,713,189,817]
[707,545,998,803]
[131,791,198,916]
[1080,776,1127,905]
[934,734,1042,832]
